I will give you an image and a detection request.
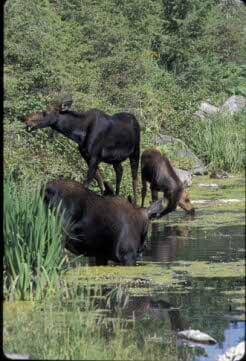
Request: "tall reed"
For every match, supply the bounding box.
[4,175,67,300]
[190,113,245,173]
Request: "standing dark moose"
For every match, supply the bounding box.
[24,104,140,203]
[141,148,195,216]
[44,179,164,265]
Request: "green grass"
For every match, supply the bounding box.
[3,285,177,360]
[4,175,69,301]
[190,113,245,173]
[189,174,245,200]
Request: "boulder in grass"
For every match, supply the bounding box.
[209,170,229,179]
[198,183,219,189]
[193,166,208,176]
[155,134,207,176]
[220,96,246,115]
[174,168,192,187]
[194,96,246,120]
[193,102,219,119]
[177,329,217,344]
[200,102,220,116]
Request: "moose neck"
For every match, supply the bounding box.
[50,112,89,145]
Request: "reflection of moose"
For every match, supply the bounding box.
[44,179,164,265]
[121,296,186,330]
[144,223,189,262]
[100,289,187,331]
[141,149,195,215]
[24,107,140,203]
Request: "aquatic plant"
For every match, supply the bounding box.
[3,175,68,300]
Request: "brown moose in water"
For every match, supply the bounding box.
[141,149,195,216]
[44,179,164,265]
[24,107,140,203]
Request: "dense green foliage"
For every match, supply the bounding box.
[4,0,246,183]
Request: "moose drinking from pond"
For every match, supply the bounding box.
[141,149,195,216]
[44,179,164,265]
[24,107,140,203]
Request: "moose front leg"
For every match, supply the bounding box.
[79,148,105,194]
[83,156,100,189]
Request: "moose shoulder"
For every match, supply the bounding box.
[43,179,163,266]
[141,149,195,216]
[24,108,140,203]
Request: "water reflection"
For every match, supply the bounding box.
[111,294,187,331]
[70,209,245,361]
[144,223,189,262]
[98,277,245,361]
[144,223,245,262]
[89,279,244,361]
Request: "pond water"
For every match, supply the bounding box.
[136,208,244,360]
[4,191,245,360]
[96,207,245,361]
[144,213,245,263]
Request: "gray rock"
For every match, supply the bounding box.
[174,168,192,187]
[210,170,229,179]
[193,166,208,176]
[217,341,245,361]
[178,329,217,344]
[198,183,219,189]
[175,149,208,175]
[175,148,204,168]
[194,96,246,119]
[155,134,207,176]
[5,353,32,360]
[220,96,246,115]
[194,102,219,119]
[193,110,206,119]
[219,0,245,10]
[155,134,181,145]
[200,102,220,115]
